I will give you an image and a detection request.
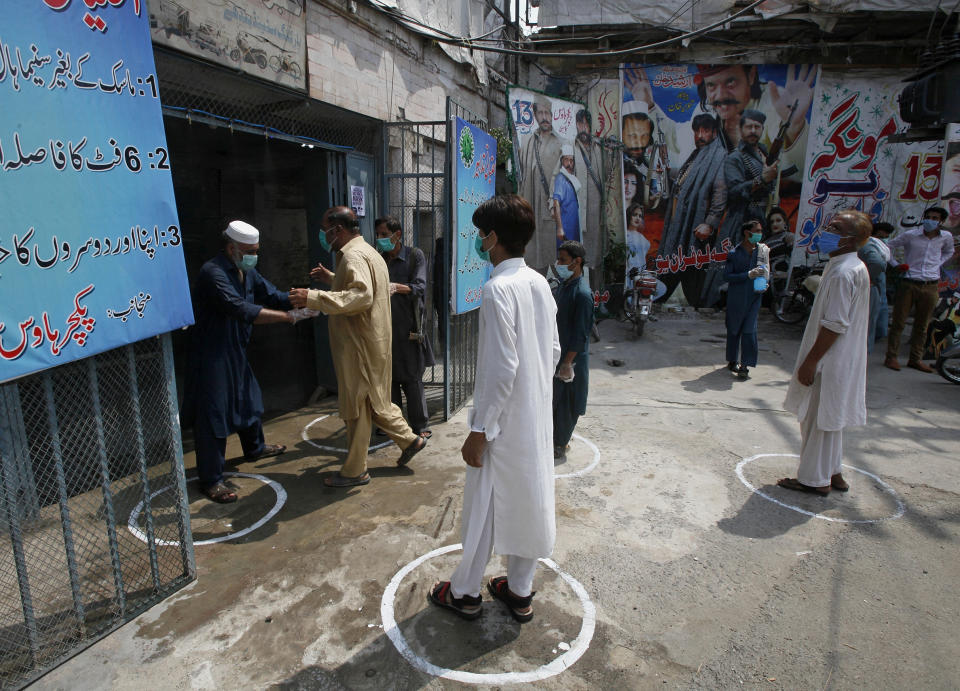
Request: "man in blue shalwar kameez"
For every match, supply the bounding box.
[182,221,294,503]
[724,220,769,380]
[552,241,594,461]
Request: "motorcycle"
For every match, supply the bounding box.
[936,339,960,384]
[931,291,960,383]
[624,267,658,337]
[772,260,826,325]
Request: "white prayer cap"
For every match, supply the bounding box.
[225,220,260,244]
[560,143,575,157]
[622,99,649,118]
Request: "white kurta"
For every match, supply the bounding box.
[467,258,561,558]
[784,253,869,430]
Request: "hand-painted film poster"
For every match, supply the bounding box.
[507,87,612,275]
[791,69,910,273]
[938,122,960,294]
[148,0,306,91]
[451,117,495,314]
[619,63,819,307]
[1,2,193,384]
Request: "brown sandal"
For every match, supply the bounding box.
[203,481,238,503]
[777,477,830,496]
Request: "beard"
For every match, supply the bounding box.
[576,131,591,144]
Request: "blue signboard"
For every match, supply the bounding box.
[0,1,193,383]
[451,117,496,314]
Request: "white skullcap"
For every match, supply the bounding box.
[560,143,575,157]
[622,99,649,117]
[225,220,259,244]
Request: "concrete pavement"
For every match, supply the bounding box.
[35,310,960,690]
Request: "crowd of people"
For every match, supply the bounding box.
[181,180,953,618]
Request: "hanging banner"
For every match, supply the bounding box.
[148,0,306,92]
[507,87,605,273]
[451,117,495,314]
[1,1,193,384]
[619,63,819,307]
[940,123,960,294]
[790,69,909,272]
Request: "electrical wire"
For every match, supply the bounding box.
[363,0,767,58]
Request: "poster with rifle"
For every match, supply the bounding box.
[618,63,818,308]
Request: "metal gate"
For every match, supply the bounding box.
[0,335,194,688]
[381,99,489,419]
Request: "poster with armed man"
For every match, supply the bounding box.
[618,63,819,309]
[506,86,620,287]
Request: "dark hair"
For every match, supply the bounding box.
[558,240,586,266]
[327,206,360,233]
[739,108,766,128]
[472,194,535,258]
[924,206,948,222]
[696,65,762,110]
[374,215,402,234]
[873,221,894,236]
[626,202,645,227]
[766,206,787,224]
[691,113,718,132]
[576,109,591,127]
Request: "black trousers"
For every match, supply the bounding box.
[392,379,429,434]
[194,415,265,489]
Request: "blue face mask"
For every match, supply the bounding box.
[475,232,492,262]
[318,229,332,252]
[238,253,257,270]
[376,237,395,252]
[555,262,573,280]
[749,232,762,244]
[815,230,844,254]
[922,218,940,232]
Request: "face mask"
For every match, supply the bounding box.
[475,232,492,262]
[376,237,395,252]
[749,232,762,244]
[555,262,573,280]
[318,229,333,252]
[922,218,940,232]
[815,230,844,254]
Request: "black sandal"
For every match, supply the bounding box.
[487,576,535,623]
[428,581,482,620]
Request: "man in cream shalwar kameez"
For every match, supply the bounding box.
[428,195,560,623]
[289,207,425,487]
[779,210,871,495]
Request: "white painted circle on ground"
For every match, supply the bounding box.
[302,414,394,453]
[736,453,905,524]
[380,543,596,684]
[555,433,600,480]
[127,472,287,546]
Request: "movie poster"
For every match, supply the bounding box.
[791,69,909,277]
[618,63,819,307]
[506,87,596,273]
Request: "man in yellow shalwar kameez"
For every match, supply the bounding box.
[289,207,427,487]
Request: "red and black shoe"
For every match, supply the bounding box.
[427,581,482,620]
[487,576,535,623]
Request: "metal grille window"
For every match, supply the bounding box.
[0,335,194,689]
[383,98,488,420]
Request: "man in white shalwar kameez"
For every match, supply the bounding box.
[428,194,561,623]
[779,210,871,496]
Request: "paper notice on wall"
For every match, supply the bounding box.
[351,185,366,217]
